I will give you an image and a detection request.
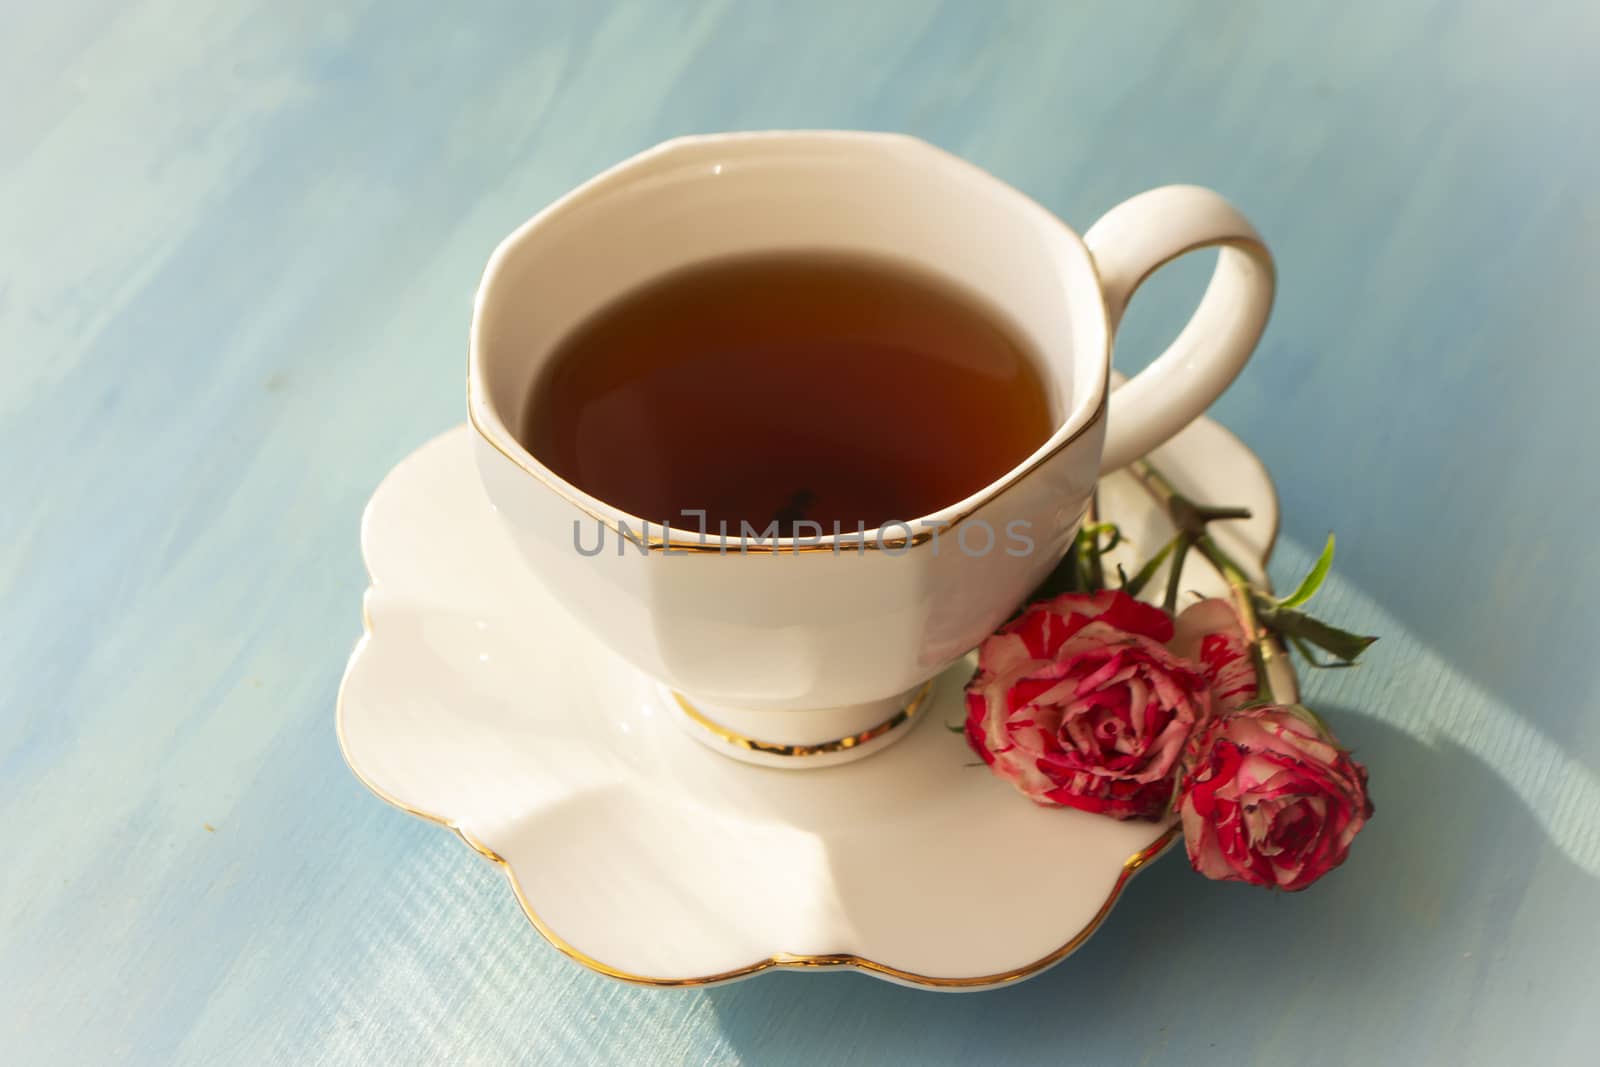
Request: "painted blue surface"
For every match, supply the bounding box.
[4,2,1599,1063]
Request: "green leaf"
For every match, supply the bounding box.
[1082,531,1104,592]
[1290,635,1361,669]
[1261,603,1377,663]
[1082,522,1123,555]
[1278,533,1335,610]
[1076,522,1120,593]
[1123,535,1178,598]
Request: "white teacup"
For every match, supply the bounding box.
[468,131,1273,768]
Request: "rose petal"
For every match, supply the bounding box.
[1173,598,1259,713]
[1176,706,1372,890]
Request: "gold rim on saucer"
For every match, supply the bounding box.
[668,682,933,758]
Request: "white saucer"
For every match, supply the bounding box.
[337,416,1293,990]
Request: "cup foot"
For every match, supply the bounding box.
[666,683,934,769]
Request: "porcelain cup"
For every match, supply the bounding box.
[468,131,1274,767]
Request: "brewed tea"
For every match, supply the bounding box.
[520,252,1054,536]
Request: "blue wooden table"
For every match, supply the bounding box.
[6,2,1599,1063]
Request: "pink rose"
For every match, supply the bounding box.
[1169,596,1259,714]
[1177,705,1373,891]
[963,590,1251,819]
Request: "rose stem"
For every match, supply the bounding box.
[1196,533,1278,704]
[1161,536,1191,615]
[1131,460,1279,704]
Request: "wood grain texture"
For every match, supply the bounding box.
[4,1,1598,1063]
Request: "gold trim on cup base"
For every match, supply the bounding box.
[667,683,933,759]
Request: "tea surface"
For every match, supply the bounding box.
[521,252,1054,534]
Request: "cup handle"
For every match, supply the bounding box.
[1084,185,1276,475]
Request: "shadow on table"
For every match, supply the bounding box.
[700,707,1600,1065]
